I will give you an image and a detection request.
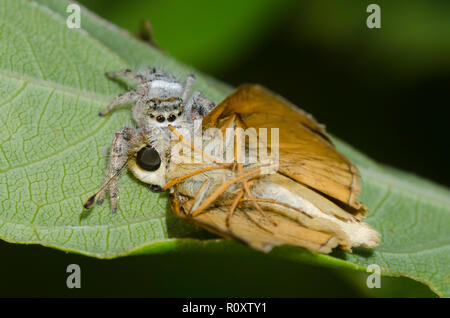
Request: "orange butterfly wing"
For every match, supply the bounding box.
[170,191,341,254]
[203,84,366,215]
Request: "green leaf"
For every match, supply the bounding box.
[1,0,449,297]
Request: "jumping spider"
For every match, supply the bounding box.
[84,68,216,213]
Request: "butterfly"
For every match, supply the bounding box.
[85,73,379,254]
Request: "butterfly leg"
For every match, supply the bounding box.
[236,163,277,227]
[189,164,276,217]
[185,176,273,233]
[226,189,244,229]
[234,127,277,227]
[188,177,214,215]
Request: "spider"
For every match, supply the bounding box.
[85,68,216,213]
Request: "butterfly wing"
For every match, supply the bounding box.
[203,84,366,216]
[169,170,379,253]
[170,192,341,253]
[167,84,379,253]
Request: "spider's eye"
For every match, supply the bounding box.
[168,114,176,122]
[156,115,165,123]
[136,146,161,171]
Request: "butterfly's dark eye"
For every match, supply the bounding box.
[168,114,176,122]
[136,146,161,171]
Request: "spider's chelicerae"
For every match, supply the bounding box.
[85,68,216,213]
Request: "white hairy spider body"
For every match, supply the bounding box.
[85,68,216,212]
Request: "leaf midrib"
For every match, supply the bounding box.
[0,69,112,102]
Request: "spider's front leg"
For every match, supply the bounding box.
[99,90,140,116]
[106,69,148,85]
[84,127,143,213]
[102,127,143,212]
[185,91,216,121]
[181,74,196,102]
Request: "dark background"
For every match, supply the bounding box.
[1,0,448,298]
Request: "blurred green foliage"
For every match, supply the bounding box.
[78,0,295,72]
[0,240,436,297]
[79,0,450,78]
[291,0,450,77]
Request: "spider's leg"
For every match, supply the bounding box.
[94,127,141,213]
[99,91,140,116]
[181,74,196,102]
[184,91,216,121]
[136,20,160,49]
[106,69,147,85]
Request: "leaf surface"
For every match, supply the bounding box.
[0,0,448,297]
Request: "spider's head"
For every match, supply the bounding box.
[143,97,185,128]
